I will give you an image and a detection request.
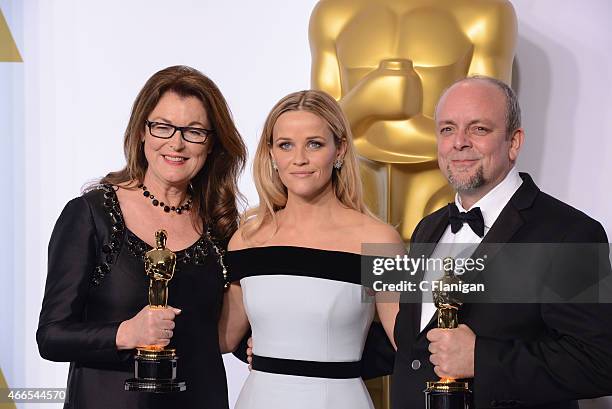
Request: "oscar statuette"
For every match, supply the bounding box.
[125,230,186,393]
[424,257,471,409]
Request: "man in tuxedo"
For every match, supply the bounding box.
[391,76,612,409]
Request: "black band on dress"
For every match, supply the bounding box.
[226,246,372,285]
[251,354,362,379]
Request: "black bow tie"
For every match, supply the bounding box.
[447,203,485,237]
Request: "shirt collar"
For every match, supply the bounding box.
[455,167,523,229]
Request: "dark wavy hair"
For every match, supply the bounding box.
[99,65,247,240]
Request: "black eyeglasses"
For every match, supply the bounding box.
[145,120,213,144]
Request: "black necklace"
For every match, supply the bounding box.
[139,184,193,214]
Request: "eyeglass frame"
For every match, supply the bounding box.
[144,119,214,144]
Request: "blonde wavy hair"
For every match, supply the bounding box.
[242,90,371,240]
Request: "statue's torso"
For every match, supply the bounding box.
[316,0,510,162]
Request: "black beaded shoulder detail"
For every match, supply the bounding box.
[90,184,229,286]
[125,230,210,266]
[180,236,210,265]
[125,231,149,261]
[208,231,229,289]
[91,184,125,285]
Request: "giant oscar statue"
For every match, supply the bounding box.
[125,230,186,393]
[309,1,517,407]
[309,0,517,241]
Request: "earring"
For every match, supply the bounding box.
[271,160,278,171]
[333,158,344,170]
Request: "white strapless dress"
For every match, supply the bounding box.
[227,246,376,409]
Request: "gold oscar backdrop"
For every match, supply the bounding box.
[0,370,16,409]
[309,0,517,407]
[0,9,21,62]
[1,6,20,409]
[310,0,516,241]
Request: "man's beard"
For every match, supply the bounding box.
[447,163,485,192]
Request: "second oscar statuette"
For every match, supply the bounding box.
[125,229,186,393]
[424,257,472,409]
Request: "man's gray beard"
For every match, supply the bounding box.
[447,164,485,192]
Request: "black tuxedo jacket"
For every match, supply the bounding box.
[391,173,612,409]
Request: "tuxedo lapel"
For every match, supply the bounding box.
[409,207,450,281]
[459,173,539,283]
[460,206,523,283]
[411,209,449,257]
[416,173,540,337]
[407,207,450,339]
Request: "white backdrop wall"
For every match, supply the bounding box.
[1,1,610,408]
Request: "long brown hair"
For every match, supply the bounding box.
[100,65,247,240]
[242,90,371,240]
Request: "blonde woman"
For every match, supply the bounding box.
[219,90,401,409]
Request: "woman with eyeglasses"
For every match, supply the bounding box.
[219,90,401,409]
[37,65,246,409]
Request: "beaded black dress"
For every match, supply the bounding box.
[37,185,229,409]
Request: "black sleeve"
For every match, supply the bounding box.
[360,320,395,380]
[231,322,396,379]
[37,196,129,363]
[474,219,612,407]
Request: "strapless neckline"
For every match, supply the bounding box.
[228,245,362,257]
[226,245,365,285]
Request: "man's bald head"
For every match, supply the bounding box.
[436,76,521,139]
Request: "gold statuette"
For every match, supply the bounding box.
[424,257,471,408]
[145,230,176,310]
[125,230,186,393]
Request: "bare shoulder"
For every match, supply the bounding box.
[341,210,403,245]
[228,217,275,251]
[360,214,404,245]
[228,225,249,251]
[351,214,406,259]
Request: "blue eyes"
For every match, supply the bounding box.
[277,141,323,150]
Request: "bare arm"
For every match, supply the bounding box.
[366,221,406,350]
[218,283,249,353]
[217,230,250,353]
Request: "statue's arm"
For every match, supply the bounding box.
[309,0,353,99]
[462,1,518,83]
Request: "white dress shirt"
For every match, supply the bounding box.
[419,167,524,331]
